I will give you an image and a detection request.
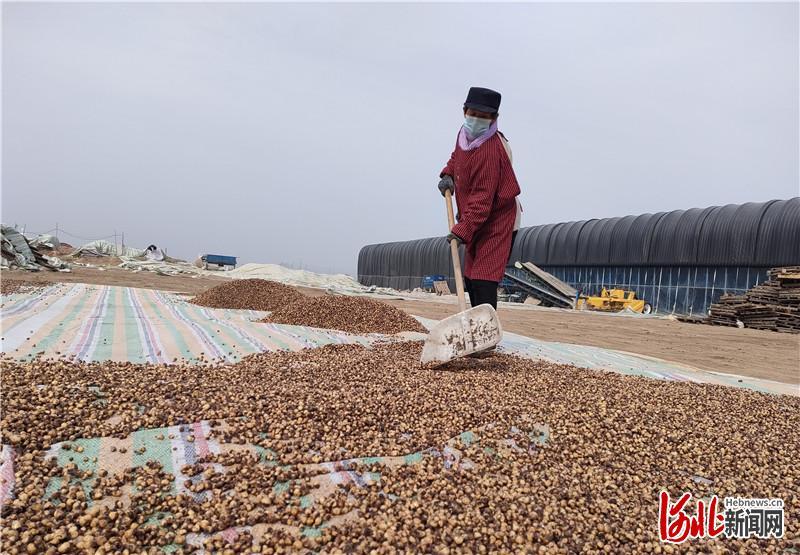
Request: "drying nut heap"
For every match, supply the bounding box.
[263,295,426,335]
[1,342,798,553]
[191,279,305,312]
[0,279,46,296]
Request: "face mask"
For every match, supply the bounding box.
[463,115,492,137]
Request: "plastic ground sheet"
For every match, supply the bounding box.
[1,283,793,396]
[1,283,794,550]
[1,283,370,364]
[0,419,550,544]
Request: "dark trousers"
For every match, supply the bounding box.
[464,230,517,310]
[464,277,499,310]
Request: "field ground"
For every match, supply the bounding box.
[384,298,800,385]
[1,265,227,294]
[3,266,798,385]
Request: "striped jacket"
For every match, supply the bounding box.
[441,131,521,282]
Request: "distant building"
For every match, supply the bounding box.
[358,198,800,315]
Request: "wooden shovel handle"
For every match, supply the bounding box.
[445,189,468,313]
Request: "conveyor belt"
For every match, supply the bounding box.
[503,266,574,308]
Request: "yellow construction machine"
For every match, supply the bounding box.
[575,288,652,314]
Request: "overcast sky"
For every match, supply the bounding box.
[3,2,798,275]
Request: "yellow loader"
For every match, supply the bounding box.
[575,288,652,314]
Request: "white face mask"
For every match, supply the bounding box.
[463,115,492,137]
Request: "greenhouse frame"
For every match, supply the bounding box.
[358,198,800,315]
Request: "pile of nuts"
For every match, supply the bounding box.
[264,295,426,335]
[191,279,423,335]
[1,343,798,553]
[191,279,305,312]
[0,279,45,296]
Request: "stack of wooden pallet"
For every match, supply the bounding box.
[772,267,800,333]
[706,266,800,333]
[708,293,748,326]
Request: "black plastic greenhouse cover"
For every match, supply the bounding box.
[358,198,800,297]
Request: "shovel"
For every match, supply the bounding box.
[420,189,503,364]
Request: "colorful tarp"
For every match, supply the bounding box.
[1,283,793,395]
[1,283,370,364]
[1,283,794,549]
[0,418,549,544]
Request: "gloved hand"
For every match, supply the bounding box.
[438,175,454,197]
[446,232,464,245]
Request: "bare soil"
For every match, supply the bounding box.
[3,266,797,384]
[383,298,800,385]
[0,266,227,295]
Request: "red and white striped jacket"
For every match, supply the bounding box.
[441,131,521,282]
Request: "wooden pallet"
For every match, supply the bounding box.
[703,267,800,333]
[433,280,451,296]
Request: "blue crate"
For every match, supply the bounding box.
[421,274,447,289]
[202,254,237,267]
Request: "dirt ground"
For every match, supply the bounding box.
[383,298,800,385]
[2,266,798,385]
[0,266,228,295]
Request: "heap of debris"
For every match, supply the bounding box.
[708,267,800,333]
[1,226,70,272]
[264,295,426,335]
[191,278,306,312]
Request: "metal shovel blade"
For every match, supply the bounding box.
[420,304,503,364]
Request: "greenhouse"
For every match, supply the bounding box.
[358,198,800,315]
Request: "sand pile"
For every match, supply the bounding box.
[1,343,797,552]
[191,278,305,312]
[263,295,426,334]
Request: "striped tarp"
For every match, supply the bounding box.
[1,283,372,364]
[416,319,797,396]
[0,444,14,511]
[2,283,793,395]
[1,419,548,544]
